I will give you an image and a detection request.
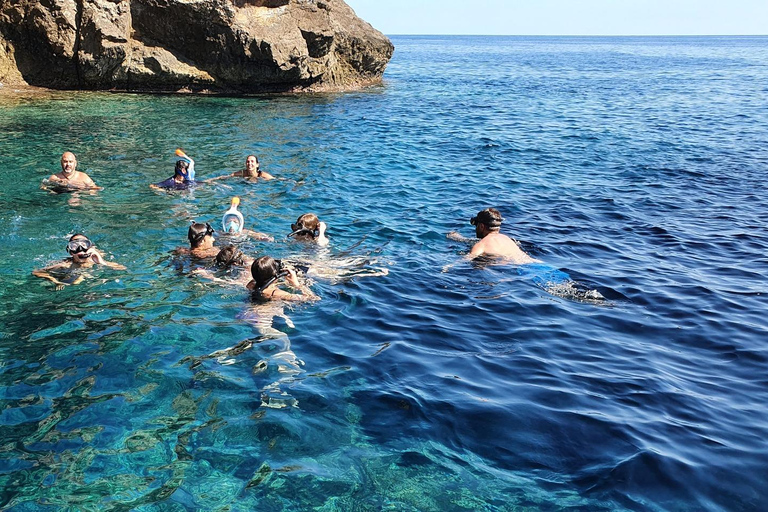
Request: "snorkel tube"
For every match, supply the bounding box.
[222,197,245,234]
[175,148,195,181]
[287,226,315,239]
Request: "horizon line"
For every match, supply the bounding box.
[384,33,768,38]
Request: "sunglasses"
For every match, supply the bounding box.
[67,239,93,254]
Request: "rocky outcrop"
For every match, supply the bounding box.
[0,0,393,92]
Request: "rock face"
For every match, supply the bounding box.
[0,0,393,92]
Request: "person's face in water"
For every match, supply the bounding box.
[225,218,241,233]
[245,156,259,175]
[68,236,94,263]
[61,153,77,175]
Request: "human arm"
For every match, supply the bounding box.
[90,250,127,270]
[258,170,275,180]
[282,268,318,301]
[204,173,234,183]
[467,240,485,259]
[447,231,476,244]
[243,229,274,242]
[32,264,83,290]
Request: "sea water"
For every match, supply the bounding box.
[1,36,767,511]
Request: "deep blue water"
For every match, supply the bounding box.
[1,35,768,511]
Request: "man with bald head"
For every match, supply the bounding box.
[45,152,100,190]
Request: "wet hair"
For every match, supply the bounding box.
[289,213,319,240]
[251,256,281,291]
[69,233,88,242]
[175,159,190,177]
[470,208,503,230]
[215,245,245,268]
[188,222,214,248]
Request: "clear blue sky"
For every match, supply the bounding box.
[345,0,768,36]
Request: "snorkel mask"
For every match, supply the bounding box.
[470,213,503,228]
[67,238,93,255]
[254,259,291,293]
[175,149,195,181]
[287,225,315,238]
[222,197,245,234]
[191,222,214,244]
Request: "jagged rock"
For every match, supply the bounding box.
[0,0,393,92]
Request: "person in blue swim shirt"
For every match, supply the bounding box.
[150,149,196,190]
[448,207,540,264]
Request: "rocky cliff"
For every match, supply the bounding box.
[0,0,393,92]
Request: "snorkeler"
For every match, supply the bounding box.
[150,149,196,190]
[448,208,540,264]
[43,152,101,191]
[288,213,328,246]
[175,222,219,259]
[191,245,255,285]
[247,256,318,302]
[206,155,274,182]
[221,197,273,241]
[32,233,126,290]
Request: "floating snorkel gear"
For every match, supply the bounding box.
[175,149,195,181]
[222,197,245,234]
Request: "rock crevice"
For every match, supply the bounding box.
[0,0,393,92]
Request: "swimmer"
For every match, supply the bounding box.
[221,197,273,241]
[447,207,540,264]
[43,152,102,191]
[191,245,254,285]
[206,155,274,182]
[150,149,196,190]
[175,222,219,259]
[247,256,318,302]
[32,233,125,290]
[287,213,328,246]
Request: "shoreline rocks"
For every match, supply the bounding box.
[0,0,393,93]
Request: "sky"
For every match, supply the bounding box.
[344,0,768,36]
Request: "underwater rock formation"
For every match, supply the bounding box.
[0,0,393,92]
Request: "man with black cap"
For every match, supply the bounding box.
[450,207,540,264]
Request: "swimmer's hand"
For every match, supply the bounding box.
[286,268,301,288]
[447,231,464,241]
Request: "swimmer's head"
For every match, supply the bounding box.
[251,255,287,292]
[215,245,246,268]
[245,155,259,176]
[188,222,214,248]
[175,159,190,179]
[67,233,92,255]
[222,197,244,234]
[223,215,242,234]
[471,208,503,235]
[60,152,77,175]
[289,213,320,240]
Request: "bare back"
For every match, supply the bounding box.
[470,232,539,264]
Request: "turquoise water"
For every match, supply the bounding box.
[2,36,768,510]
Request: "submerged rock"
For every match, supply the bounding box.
[0,0,393,93]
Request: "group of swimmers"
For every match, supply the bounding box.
[36,150,335,301]
[35,150,540,302]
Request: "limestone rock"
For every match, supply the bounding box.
[0,0,393,92]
